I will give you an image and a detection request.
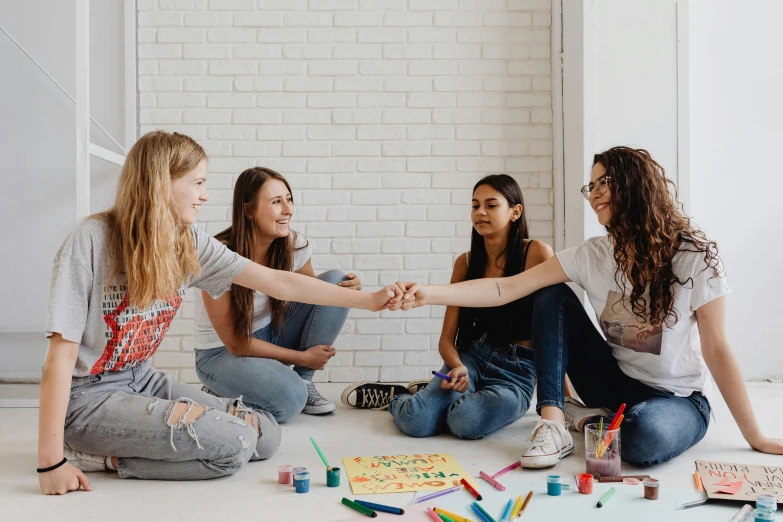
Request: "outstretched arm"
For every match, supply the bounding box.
[402,255,570,309]
[233,261,400,312]
[697,297,783,454]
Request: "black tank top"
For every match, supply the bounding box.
[456,240,535,350]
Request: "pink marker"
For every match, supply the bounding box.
[479,471,506,491]
[491,461,521,478]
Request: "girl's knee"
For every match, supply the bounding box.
[252,410,282,461]
[319,269,348,285]
[533,283,576,310]
[391,396,439,438]
[274,381,308,423]
[446,403,485,440]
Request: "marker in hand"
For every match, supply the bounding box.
[432,370,452,382]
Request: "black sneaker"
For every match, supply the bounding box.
[406,379,430,394]
[340,382,409,410]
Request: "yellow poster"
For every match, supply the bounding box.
[342,453,479,495]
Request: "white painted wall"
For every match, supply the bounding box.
[138,0,555,383]
[563,0,680,246]
[0,0,125,380]
[689,0,783,380]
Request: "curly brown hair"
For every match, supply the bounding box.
[594,146,723,328]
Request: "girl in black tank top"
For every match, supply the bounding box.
[387,174,554,441]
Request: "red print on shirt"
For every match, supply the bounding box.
[91,290,183,374]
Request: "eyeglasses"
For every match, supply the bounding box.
[580,175,611,200]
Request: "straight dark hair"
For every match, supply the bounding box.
[457,174,530,349]
[215,167,307,354]
[464,174,530,281]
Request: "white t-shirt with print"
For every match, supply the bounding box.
[193,232,312,350]
[556,235,730,397]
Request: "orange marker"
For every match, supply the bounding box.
[461,478,483,501]
[518,491,533,518]
[694,472,704,491]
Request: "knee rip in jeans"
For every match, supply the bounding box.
[165,398,211,452]
[228,396,260,458]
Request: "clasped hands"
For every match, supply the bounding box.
[369,281,428,312]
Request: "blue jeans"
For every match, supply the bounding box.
[195,270,349,423]
[531,283,711,465]
[389,340,537,440]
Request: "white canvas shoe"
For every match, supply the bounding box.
[63,447,108,472]
[519,419,574,469]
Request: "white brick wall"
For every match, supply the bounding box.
[139,0,554,384]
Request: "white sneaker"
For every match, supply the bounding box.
[563,398,612,433]
[63,447,108,472]
[520,420,574,468]
[302,380,336,415]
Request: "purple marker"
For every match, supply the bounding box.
[432,370,451,382]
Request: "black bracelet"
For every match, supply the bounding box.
[37,457,67,473]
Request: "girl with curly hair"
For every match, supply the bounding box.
[398,146,782,468]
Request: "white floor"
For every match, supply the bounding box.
[1,382,781,521]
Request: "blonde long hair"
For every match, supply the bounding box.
[96,131,205,308]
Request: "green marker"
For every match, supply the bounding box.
[310,436,331,470]
[472,501,498,522]
[438,514,456,522]
[342,498,377,518]
[597,487,616,508]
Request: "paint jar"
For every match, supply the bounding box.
[584,423,621,478]
[326,467,341,488]
[753,508,775,522]
[757,494,778,513]
[278,464,293,484]
[643,478,660,500]
[294,471,310,493]
[547,475,562,496]
[578,473,594,495]
[291,467,307,487]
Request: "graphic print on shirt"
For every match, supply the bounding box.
[91,284,185,374]
[599,290,662,355]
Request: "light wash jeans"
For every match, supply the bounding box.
[389,340,537,440]
[195,270,349,423]
[532,283,711,465]
[64,362,281,480]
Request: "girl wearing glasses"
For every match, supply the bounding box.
[398,146,782,468]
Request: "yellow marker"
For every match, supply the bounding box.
[511,496,524,518]
[433,507,474,522]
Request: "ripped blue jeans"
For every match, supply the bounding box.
[64,362,281,480]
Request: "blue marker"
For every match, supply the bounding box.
[432,370,451,382]
[354,500,404,515]
[501,499,513,522]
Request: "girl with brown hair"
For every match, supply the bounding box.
[398,146,782,468]
[194,167,361,422]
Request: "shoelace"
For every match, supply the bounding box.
[305,382,330,405]
[527,421,564,452]
[359,388,396,410]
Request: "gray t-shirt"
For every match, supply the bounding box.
[45,218,250,377]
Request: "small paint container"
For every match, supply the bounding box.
[278,464,293,484]
[291,467,307,487]
[326,467,341,487]
[753,508,775,522]
[294,471,310,493]
[578,473,594,495]
[547,475,562,496]
[643,478,660,500]
[757,494,778,513]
